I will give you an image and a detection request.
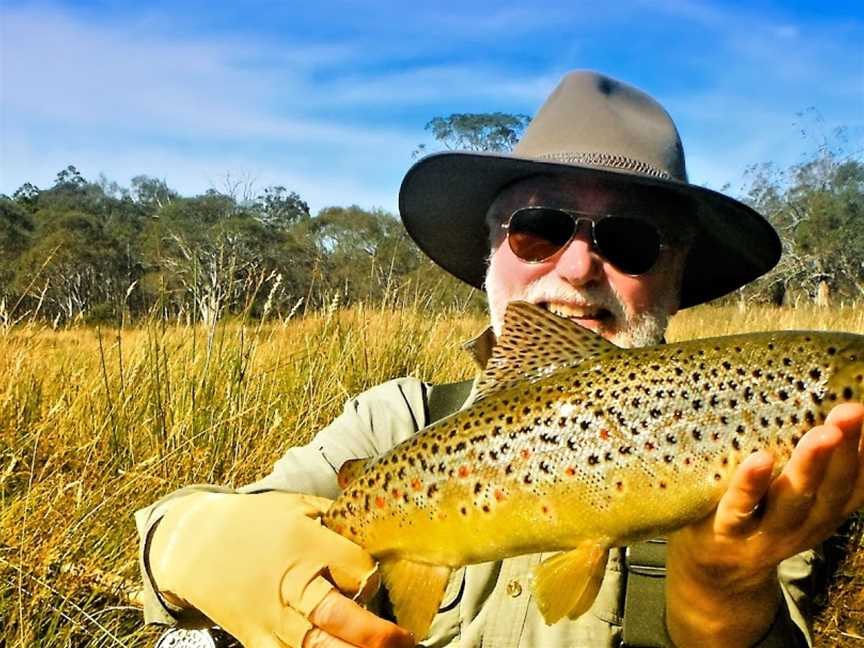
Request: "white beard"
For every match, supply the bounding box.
[485,256,675,349]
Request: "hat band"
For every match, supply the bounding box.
[535,151,673,180]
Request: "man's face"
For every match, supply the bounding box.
[485,176,688,348]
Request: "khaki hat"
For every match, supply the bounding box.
[398,70,780,308]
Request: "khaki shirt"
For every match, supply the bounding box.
[136,376,815,647]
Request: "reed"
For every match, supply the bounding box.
[1,303,861,646]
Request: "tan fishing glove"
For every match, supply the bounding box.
[148,491,381,648]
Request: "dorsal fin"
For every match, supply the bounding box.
[474,301,618,401]
[336,458,370,490]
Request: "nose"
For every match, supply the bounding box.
[554,229,603,286]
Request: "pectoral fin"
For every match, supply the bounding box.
[532,542,609,624]
[379,557,452,641]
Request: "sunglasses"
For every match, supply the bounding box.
[502,207,666,276]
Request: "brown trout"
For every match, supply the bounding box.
[323,302,864,639]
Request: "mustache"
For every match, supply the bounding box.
[516,274,628,321]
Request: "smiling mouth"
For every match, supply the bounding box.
[539,301,614,326]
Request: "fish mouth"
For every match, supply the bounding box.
[539,301,614,331]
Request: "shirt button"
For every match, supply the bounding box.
[506,579,522,598]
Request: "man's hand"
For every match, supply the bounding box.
[148,491,414,648]
[666,402,864,647]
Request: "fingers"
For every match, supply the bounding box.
[281,517,379,609]
[760,404,863,544]
[763,423,840,533]
[306,590,414,648]
[824,403,864,516]
[713,450,775,536]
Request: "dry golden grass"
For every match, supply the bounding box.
[1,302,862,647]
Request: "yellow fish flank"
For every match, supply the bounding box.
[323,302,864,640]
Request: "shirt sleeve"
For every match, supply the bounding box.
[134,377,429,625]
[755,549,819,648]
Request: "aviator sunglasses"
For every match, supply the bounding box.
[502,207,666,276]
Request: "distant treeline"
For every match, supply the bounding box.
[0,167,487,326]
[1,123,861,325]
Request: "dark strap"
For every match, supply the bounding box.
[622,538,672,648]
[426,380,474,425]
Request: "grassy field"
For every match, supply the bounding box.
[1,302,862,647]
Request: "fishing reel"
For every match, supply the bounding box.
[155,627,241,648]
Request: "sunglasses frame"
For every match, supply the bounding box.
[501,206,669,277]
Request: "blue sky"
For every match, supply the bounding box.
[1,1,862,214]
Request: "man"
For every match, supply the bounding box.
[137,71,864,648]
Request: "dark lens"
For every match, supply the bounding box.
[507,208,576,262]
[594,216,661,274]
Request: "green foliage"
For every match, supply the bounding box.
[414,112,531,158]
[736,122,864,305]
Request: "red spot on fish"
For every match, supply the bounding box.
[391,488,401,498]
[520,449,531,459]
[541,505,549,514]
[494,489,505,501]
[565,466,576,477]
[374,496,386,509]
[458,465,470,478]
[411,479,422,491]
[600,429,610,440]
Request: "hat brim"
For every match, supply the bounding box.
[398,151,780,309]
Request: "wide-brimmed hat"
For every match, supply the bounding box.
[398,70,780,308]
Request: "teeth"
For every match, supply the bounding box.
[545,303,602,319]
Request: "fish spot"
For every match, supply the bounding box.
[732,438,741,451]
[827,347,837,356]
[458,466,470,478]
[843,387,854,400]
[375,496,386,509]
[482,504,491,513]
